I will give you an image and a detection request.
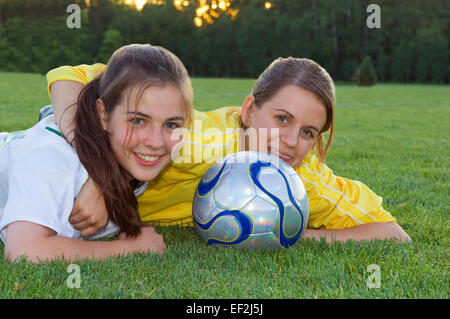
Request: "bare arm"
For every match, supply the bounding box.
[49,80,85,146]
[4,221,166,263]
[303,222,411,243]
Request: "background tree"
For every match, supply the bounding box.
[353,56,377,86]
[0,0,447,83]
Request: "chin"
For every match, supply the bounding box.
[132,170,161,182]
[127,155,170,181]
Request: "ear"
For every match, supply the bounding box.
[240,95,255,128]
[96,98,108,131]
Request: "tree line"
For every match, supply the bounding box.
[0,0,448,83]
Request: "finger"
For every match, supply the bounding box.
[71,219,97,231]
[80,226,101,238]
[68,209,86,224]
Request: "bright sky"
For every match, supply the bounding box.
[122,1,273,26]
[135,0,147,10]
[124,0,147,10]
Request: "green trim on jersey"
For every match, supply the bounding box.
[45,126,64,138]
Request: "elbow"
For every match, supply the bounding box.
[5,248,49,263]
[4,244,26,263]
[4,240,51,263]
[393,232,412,243]
[4,221,59,263]
[397,230,412,243]
[386,222,412,243]
[4,244,38,263]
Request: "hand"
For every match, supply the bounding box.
[302,228,328,242]
[119,226,166,256]
[69,178,109,238]
[301,222,411,243]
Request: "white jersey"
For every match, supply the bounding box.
[0,115,120,243]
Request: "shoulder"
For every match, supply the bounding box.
[1,123,88,241]
[82,63,106,81]
[192,106,241,130]
[165,108,240,176]
[295,152,327,176]
[46,63,106,92]
[8,118,86,181]
[186,107,241,145]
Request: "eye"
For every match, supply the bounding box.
[129,117,145,126]
[165,122,182,129]
[276,115,288,124]
[302,128,314,138]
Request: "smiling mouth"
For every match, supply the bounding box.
[268,147,292,162]
[134,152,162,162]
[133,152,165,167]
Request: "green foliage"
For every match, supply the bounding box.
[0,0,448,83]
[353,56,377,86]
[415,27,449,83]
[98,29,123,63]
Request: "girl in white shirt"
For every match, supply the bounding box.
[0,44,193,262]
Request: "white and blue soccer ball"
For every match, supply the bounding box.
[193,151,309,249]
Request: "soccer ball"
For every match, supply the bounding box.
[193,151,309,249]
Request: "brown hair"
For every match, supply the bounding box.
[74,44,193,237]
[241,57,335,163]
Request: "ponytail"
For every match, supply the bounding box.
[74,76,142,237]
[72,44,193,237]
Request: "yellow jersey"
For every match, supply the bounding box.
[47,64,396,229]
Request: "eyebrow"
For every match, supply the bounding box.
[126,111,185,122]
[274,108,295,118]
[274,108,320,133]
[305,126,320,133]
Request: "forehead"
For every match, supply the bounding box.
[262,85,327,127]
[120,85,185,118]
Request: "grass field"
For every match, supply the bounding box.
[0,72,449,299]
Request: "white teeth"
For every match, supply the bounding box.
[269,148,291,160]
[136,153,159,162]
[279,153,291,160]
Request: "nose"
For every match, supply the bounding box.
[143,125,165,150]
[280,128,298,149]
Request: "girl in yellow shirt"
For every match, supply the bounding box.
[46,56,411,243]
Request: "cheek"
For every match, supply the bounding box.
[248,110,267,129]
[123,126,141,147]
[296,140,315,161]
[256,119,280,142]
[110,126,140,156]
[163,131,181,152]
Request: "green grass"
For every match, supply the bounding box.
[0,72,449,299]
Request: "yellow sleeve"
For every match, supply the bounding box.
[46,63,106,97]
[296,153,396,229]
